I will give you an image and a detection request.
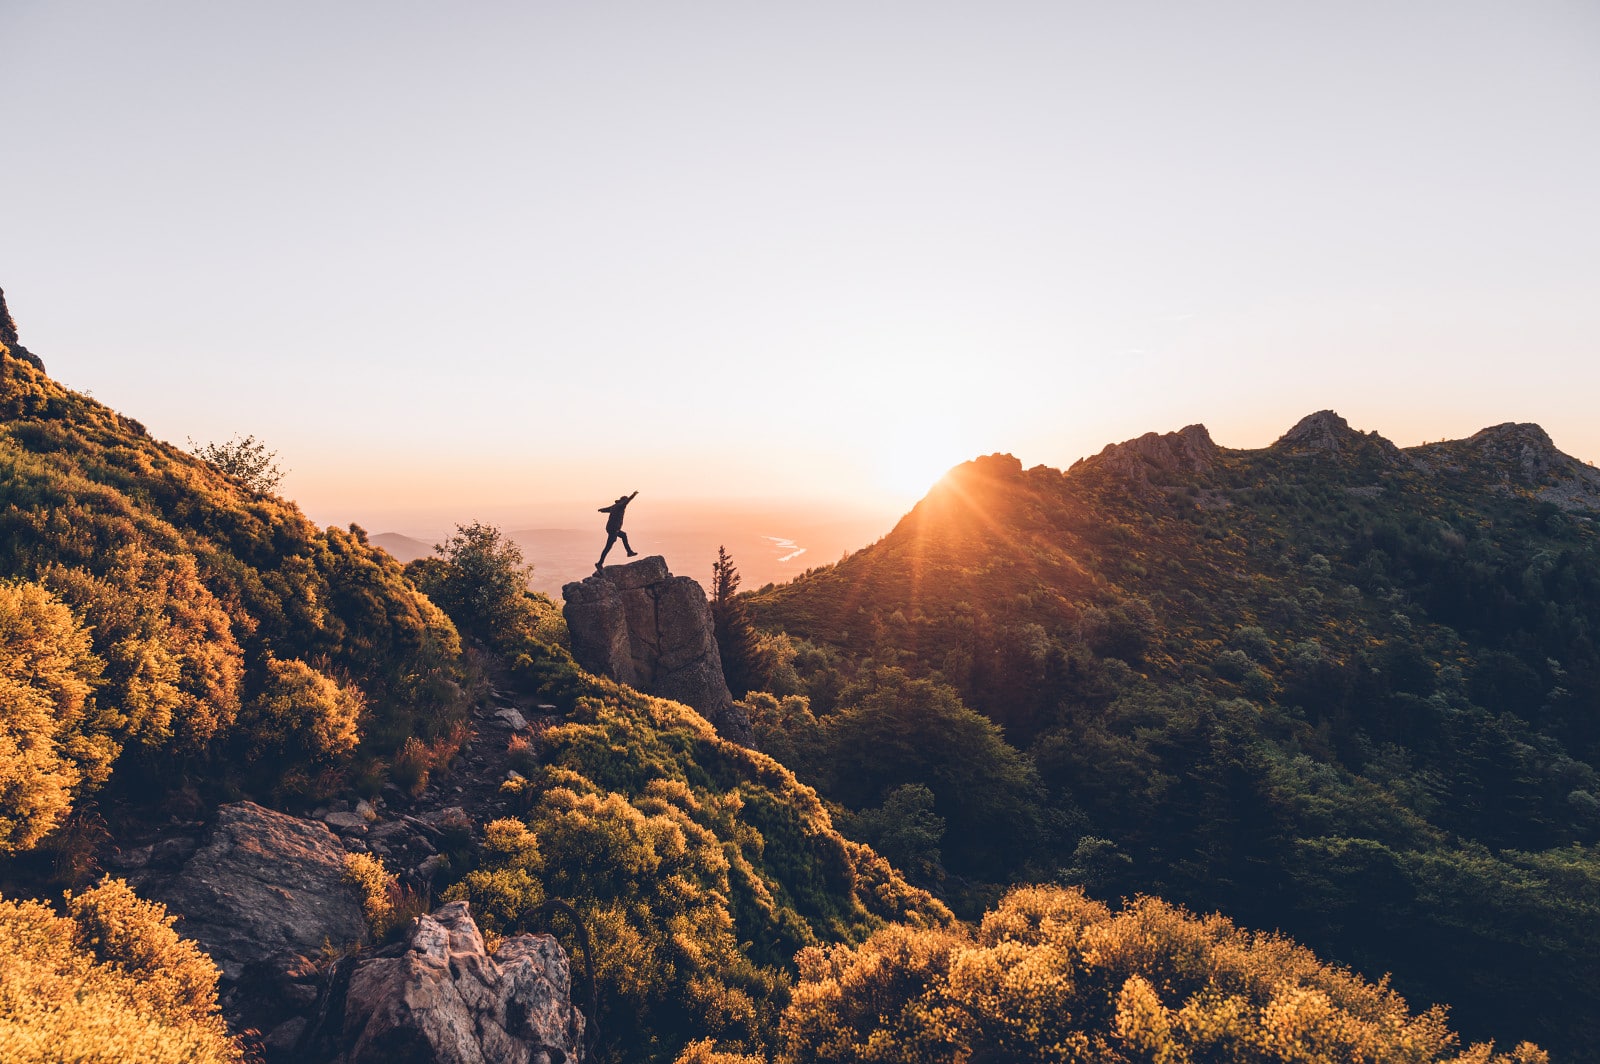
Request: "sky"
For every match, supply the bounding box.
[4,1,1598,536]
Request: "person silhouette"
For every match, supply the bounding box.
[596,491,639,569]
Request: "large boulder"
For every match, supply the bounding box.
[133,801,368,982]
[562,556,752,744]
[341,900,585,1064]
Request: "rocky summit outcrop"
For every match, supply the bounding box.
[562,555,752,745]
[1413,422,1600,513]
[1272,409,1407,466]
[0,287,47,370]
[1457,422,1570,484]
[341,900,585,1064]
[1072,424,1218,482]
[131,801,369,983]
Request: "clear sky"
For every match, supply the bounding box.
[4,2,1597,533]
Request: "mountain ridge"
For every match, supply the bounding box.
[744,407,1600,1058]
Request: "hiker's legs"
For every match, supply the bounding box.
[620,531,636,556]
[597,532,620,567]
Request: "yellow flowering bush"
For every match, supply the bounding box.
[0,880,242,1063]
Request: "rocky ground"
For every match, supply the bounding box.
[97,649,580,1062]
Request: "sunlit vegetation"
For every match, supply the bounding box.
[343,851,425,941]
[0,878,243,1063]
[440,682,952,1063]
[746,443,1600,1057]
[676,885,1546,1064]
[381,526,942,1063]
[0,336,1577,1063]
[0,579,114,853]
[0,344,464,864]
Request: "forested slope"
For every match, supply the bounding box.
[745,412,1600,1058]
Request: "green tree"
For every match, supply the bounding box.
[408,522,536,645]
[817,671,1045,882]
[711,546,764,697]
[846,783,946,885]
[186,434,286,493]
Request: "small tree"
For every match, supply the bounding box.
[188,434,287,493]
[710,546,764,698]
[410,522,535,645]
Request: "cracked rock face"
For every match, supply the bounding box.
[342,900,585,1064]
[562,556,752,744]
[132,801,369,982]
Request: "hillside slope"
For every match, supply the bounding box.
[0,298,950,1063]
[746,411,1600,1058]
[0,298,466,853]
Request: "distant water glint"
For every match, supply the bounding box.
[764,535,808,563]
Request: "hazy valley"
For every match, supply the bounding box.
[370,505,893,599]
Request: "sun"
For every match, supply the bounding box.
[872,433,970,501]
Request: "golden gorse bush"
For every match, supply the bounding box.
[748,884,1548,1064]
[0,881,242,1064]
[0,579,114,853]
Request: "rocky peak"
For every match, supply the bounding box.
[0,286,46,370]
[1071,424,1218,483]
[1274,410,1360,453]
[1273,410,1406,465]
[562,556,752,745]
[1461,422,1561,483]
[1411,421,1600,512]
[949,453,1025,482]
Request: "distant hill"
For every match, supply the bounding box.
[369,531,434,563]
[746,410,1600,1059]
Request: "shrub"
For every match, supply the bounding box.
[392,736,432,795]
[772,884,1549,1064]
[0,580,115,853]
[0,882,242,1063]
[64,877,224,1021]
[506,733,540,775]
[343,852,422,941]
[243,654,364,761]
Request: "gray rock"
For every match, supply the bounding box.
[324,811,369,834]
[133,801,368,982]
[342,900,585,1064]
[264,1016,310,1053]
[562,556,752,745]
[104,843,153,871]
[493,706,530,731]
